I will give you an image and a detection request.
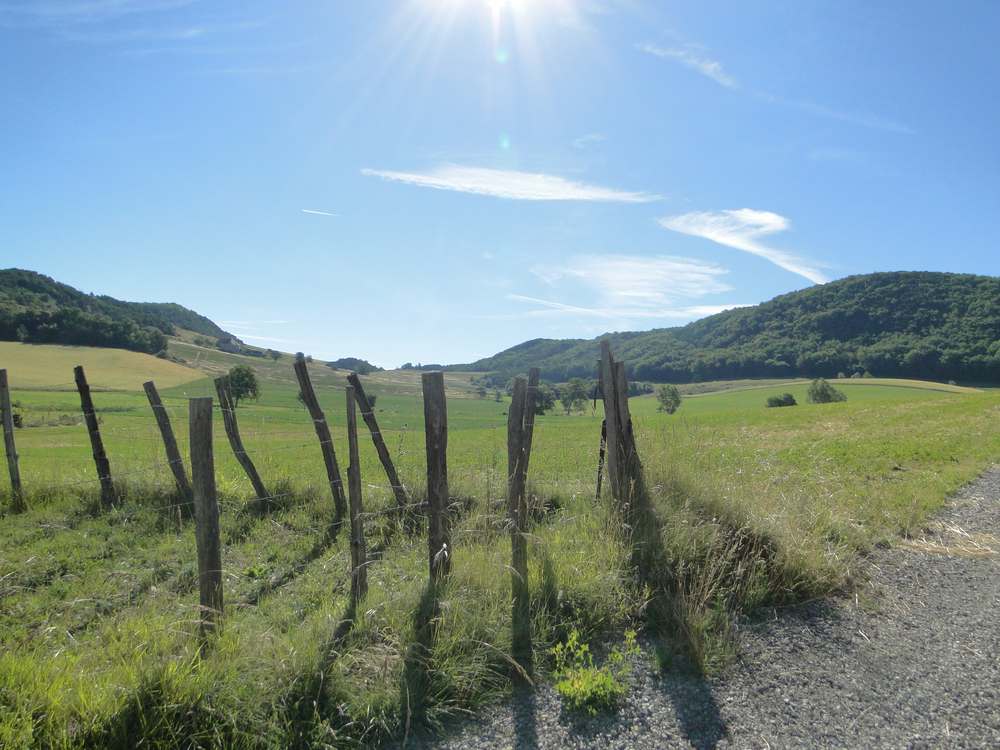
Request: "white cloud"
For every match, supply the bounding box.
[504,254,746,322]
[637,42,737,88]
[639,38,912,134]
[0,0,196,26]
[572,132,607,149]
[659,209,829,284]
[301,208,337,217]
[505,294,748,320]
[361,165,661,203]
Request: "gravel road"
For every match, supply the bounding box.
[401,468,1000,749]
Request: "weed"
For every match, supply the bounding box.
[551,629,640,716]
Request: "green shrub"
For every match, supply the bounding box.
[656,384,682,414]
[807,378,847,404]
[765,393,797,408]
[551,629,640,716]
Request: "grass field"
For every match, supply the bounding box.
[1,342,998,748]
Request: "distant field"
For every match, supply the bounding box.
[1,341,998,747]
[0,341,204,391]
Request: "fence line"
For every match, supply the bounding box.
[2,345,645,684]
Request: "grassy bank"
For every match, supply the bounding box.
[1,362,998,747]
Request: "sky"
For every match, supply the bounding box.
[2,0,998,367]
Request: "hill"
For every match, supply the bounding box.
[0,269,230,355]
[453,272,1000,383]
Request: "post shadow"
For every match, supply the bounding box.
[628,487,729,749]
[400,578,444,739]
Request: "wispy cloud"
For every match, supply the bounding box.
[301,208,337,217]
[503,254,746,322]
[660,209,829,284]
[638,37,912,134]
[0,0,196,26]
[572,132,607,149]
[361,165,661,203]
[637,42,736,88]
[505,294,748,320]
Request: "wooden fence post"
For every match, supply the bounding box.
[507,376,534,671]
[213,376,269,501]
[422,371,451,580]
[0,369,25,513]
[595,419,607,500]
[598,341,622,502]
[143,381,192,502]
[347,372,409,509]
[613,361,644,511]
[190,397,223,640]
[74,365,115,508]
[345,386,368,603]
[293,360,347,524]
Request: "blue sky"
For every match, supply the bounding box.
[2,1,998,367]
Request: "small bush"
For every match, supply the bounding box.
[656,384,682,414]
[552,629,639,716]
[765,393,797,408]
[807,378,847,404]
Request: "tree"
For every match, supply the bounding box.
[227,365,259,407]
[656,384,682,414]
[494,389,503,402]
[560,378,589,415]
[476,385,488,399]
[765,393,797,408]
[534,383,556,415]
[367,393,377,408]
[266,349,282,361]
[807,378,847,404]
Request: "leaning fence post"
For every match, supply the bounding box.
[293,360,347,524]
[213,376,269,501]
[189,397,223,641]
[595,419,607,500]
[345,386,368,603]
[422,371,451,580]
[598,341,621,502]
[507,376,532,672]
[347,372,409,510]
[74,365,115,508]
[143,381,192,502]
[0,369,25,513]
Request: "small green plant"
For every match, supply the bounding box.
[807,378,847,404]
[551,629,640,716]
[765,393,797,408]
[656,384,682,414]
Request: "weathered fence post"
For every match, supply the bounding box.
[189,397,223,641]
[213,376,269,501]
[345,386,368,603]
[0,369,25,513]
[293,360,347,524]
[74,365,115,508]
[347,372,409,509]
[422,371,451,580]
[597,342,645,513]
[595,419,607,500]
[143,380,192,502]
[507,375,536,673]
[598,341,622,502]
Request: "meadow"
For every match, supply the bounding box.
[1,342,998,748]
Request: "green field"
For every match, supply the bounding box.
[1,343,998,748]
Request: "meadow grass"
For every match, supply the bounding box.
[1,351,998,747]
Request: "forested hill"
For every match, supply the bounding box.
[452,272,1000,383]
[0,269,230,354]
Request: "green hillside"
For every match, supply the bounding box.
[0,269,230,354]
[454,272,1000,383]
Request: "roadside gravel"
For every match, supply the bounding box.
[402,467,1000,749]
